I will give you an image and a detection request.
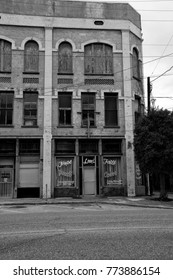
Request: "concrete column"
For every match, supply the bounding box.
[122,30,135,197]
[43,27,52,199]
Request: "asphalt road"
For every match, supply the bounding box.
[0,204,172,259]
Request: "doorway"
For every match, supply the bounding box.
[83,156,96,195]
[0,167,13,197]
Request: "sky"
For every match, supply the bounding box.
[72,0,173,110]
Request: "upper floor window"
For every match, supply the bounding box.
[23,92,38,126]
[132,48,140,80]
[58,42,73,74]
[24,40,39,73]
[0,91,13,125]
[81,93,95,127]
[0,40,12,72]
[104,93,118,127]
[84,43,113,75]
[58,92,72,126]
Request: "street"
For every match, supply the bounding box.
[0,204,172,259]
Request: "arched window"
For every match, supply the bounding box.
[58,42,73,74]
[84,43,113,75]
[132,48,140,79]
[24,40,39,73]
[0,39,12,72]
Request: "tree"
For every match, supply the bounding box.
[134,108,173,200]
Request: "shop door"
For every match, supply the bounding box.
[0,168,13,197]
[83,156,96,195]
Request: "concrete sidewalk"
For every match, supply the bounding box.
[0,193,173,209]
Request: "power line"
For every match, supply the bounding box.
[151,33,173,76]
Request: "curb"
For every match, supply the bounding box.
[0,200,173,209]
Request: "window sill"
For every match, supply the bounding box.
[104,126,120,128]
[21,125,39,128]
[133,76,141,82]
[57,125,73,128]
[57,73,74,76]
[0,125,14,127]
[84,73,114,76]
[23,72,40,75]
[0,71,11,74]
[81,126,97,128]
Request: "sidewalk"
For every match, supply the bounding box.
[0,193,173,209]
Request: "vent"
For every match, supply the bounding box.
[85,79,114,85]
[58,78,73,84]
[23,78,39,84]
[94,20,104,25]
[0,77,11,83]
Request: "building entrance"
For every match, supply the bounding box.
[83,156,96,195]
[0,167,13,197]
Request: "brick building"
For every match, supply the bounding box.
[0,0,145,199]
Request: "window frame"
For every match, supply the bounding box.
[0,91,13,126]
[24,40,39,73]
[58,92,72,127]
[56,157,75,188]
[81,93,96,127]
[132,48,140,80]
[23,92,38,127]
[104,93,118,127]
[58,42,73,74]
[103,156,122,186]
[0,39,12,73]
[84,43,113,75]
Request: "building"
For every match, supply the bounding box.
[0,0,145,199]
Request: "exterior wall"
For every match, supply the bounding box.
[0,0,144,198]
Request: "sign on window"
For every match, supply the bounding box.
[56,158,74,187]
[104,158,122,185]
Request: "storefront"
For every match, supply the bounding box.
[54,138,124,197]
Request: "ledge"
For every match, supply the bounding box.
[21,125,39,128]
[0,125,14,127]
[57,126,73,128]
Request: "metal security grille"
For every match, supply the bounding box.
[85,79,114,85]
[0,77,11,83]
[58,78,73,84]
[23,78,39,84]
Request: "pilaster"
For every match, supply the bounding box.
[122,30,136,197]
[43,27,52,199]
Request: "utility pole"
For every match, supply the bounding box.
[147,76,151,114]
[147,76,152,195]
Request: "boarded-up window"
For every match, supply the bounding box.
[0,92,13,125]
[58,42,73,74]
[104,93,118,127]
[85,43,113,75]
[23,92,38,126]
[0,40,12,72]
[24,40,39,72]
[132,48,140,79]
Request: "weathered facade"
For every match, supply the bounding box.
[0,0,145,199]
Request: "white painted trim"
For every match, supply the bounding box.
[54,39,77,52]
[130,45,142,60]
[101,89,121,99]
[20,37,44,51]
[0,35,16,49]
[0,14,142,39]
[80,39,116,52]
